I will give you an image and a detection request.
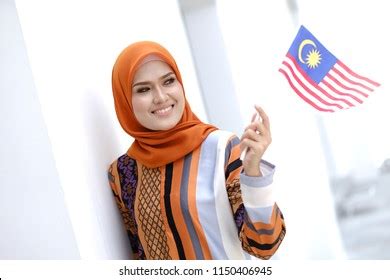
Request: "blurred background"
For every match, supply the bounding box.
[1,0,389,259]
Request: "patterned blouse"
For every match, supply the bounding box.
[108,130,285,259]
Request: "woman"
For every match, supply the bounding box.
[108,41,285,260]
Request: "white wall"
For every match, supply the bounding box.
[0,0,79,259]
[13,0,208,259]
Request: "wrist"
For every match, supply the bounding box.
[244,167,262,177]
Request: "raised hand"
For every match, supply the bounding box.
[240,105,272,177]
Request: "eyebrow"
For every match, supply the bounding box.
[132,72,174,87]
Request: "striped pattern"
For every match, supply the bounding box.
[279,25,380,112]
[108,130,285,259]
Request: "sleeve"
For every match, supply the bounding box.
[108,160,140,259]
[224,135,286,259]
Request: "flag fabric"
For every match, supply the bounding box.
[279,25,380,112]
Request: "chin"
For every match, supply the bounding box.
[156,124,176,131]
[152,120,180,131]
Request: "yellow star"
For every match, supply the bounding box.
[306,49,322,69]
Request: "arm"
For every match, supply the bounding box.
[238,161,286,259]
[108,159,142,259]
[225,106,286,259]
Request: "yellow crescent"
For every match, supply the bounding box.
[298,39,317,63]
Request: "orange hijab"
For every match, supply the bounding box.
[112,41,217,168]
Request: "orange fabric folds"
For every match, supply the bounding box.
[112,41,217,168]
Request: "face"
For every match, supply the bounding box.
[131,60,185,131]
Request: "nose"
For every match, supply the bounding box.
[153,86,168,104]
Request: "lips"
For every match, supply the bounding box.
[152,104,174,115]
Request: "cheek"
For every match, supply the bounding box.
[175,85,185,107]
[178,96,185,112]
[131,95,149,117]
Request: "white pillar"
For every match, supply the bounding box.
[179,0,244,136]
[0,0,80,259]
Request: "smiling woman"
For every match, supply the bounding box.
[108,41,286,260]
[131,59,185,131]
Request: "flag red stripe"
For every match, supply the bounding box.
[320,80,363,104]
[279,26,380,112]
[337,60,381,87]
[283,60,343,109]
[278,68,334,112]
[326,72,369,98]
[286,55,354,107]
[332,66,373,92]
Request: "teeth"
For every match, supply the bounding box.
[154,106,172,114]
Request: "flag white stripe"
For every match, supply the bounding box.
[284,57,364,106]
[280,62,337,111]
[318,81,362,106]
[323,75,370,100]
[279,68,333,112]
[334,62,378,90]
[328,68,373,95]
[283,57,350,109]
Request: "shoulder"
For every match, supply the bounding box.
[202,130,240,153]
[203,129,238,146]
[202,130,241,165]
[108,153,138,197]
[108,153,138,178]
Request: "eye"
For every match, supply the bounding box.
[135,87,150,93]
[164,77,175,85]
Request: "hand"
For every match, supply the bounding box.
[240,105,272,177]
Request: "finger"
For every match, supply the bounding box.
[241,129,262,142]
[243,120,265,135]
[251,112,257,123]
[239,141,248,153]
[244,117,264,132]
[243,121,258,133]
[244,111,259,132]
[242,130,271,150]
[239,138,254,154]
[242,123,269,142]
[240,138,266,156]
[255,105,270,130]
[252,121,270,137]
[243,123,256,134]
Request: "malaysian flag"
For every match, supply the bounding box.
[279,25,380,112]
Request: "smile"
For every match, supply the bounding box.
[152,105,174,116]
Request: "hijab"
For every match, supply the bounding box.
[112,41,218,168]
